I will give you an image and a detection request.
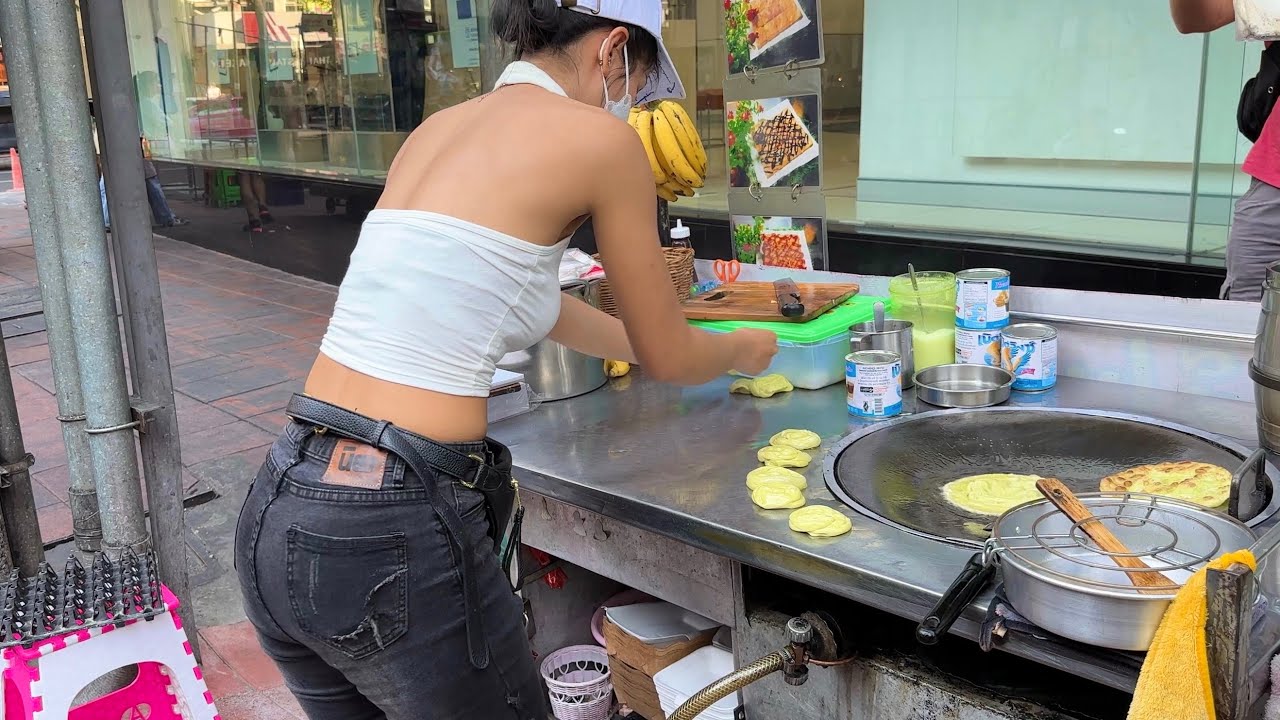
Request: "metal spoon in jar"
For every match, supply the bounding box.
[907,263,926,322]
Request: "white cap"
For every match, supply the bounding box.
[558,0,686,104]
[670,220,690,239]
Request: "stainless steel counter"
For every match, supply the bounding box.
[490,374,1260,692]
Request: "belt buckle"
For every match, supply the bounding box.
[460,453,487,489]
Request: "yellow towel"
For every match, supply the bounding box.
[1128,549,1257,720]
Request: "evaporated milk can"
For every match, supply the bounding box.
[846,350,903,418]
[1001,323,1058,391]
[955,327,1003,366]
[956,268,1011,330]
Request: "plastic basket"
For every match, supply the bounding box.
[541,645,614,720]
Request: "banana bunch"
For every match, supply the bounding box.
[629,101,708,202]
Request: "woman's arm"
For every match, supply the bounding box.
[576,120,776,385]
[1170,0,1234,33]
[548,294,637,363]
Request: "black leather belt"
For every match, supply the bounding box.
[284,393,498,669]
[285,394,506,492]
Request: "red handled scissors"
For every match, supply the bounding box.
[714,259,741,284]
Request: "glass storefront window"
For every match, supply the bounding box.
[122,0,1265,270]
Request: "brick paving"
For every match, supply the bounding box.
[0,194,334,716]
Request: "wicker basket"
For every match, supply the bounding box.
[594,247,695,318]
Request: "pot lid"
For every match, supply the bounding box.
[991,493,1254,597]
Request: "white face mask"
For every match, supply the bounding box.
[600,39,633,121]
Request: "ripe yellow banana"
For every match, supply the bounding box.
[658,101,708,182]
[604,360,631,378]
[629,109,667,186]
[662,179,693,198]
[657,184,678,202]
[652,109,702,189]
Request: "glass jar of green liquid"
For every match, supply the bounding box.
[888,271,956,372]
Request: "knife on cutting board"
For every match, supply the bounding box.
[774,278,805,318]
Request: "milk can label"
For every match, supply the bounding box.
[846,355,903,418]
[957,274,1011,329]
[1002,334,1057,391]
[955,328,1003,366]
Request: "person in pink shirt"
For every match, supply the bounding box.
[1172,0,1280,301]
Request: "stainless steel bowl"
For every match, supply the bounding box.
[913,364,1013,408]
[993,493,1256,650]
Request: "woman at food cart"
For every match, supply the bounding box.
[233,1,778,718]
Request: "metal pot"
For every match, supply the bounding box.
[850,320,915,389]
[917,493,1256,651]
[1254,264,1280,451]
[498,279,607,402]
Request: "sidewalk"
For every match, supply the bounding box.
[0,194,331,717]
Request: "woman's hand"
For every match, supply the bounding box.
[730,329,779,376]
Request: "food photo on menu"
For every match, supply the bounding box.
[724,0,821,74]
[726,95,821,190]
[731,214,825,271]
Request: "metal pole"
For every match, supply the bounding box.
[0,0,103,555]
[23,0,148,553]
[0,338,41,575]
[81,0,195,645]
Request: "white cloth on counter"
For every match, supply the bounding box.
[559,249,604,285]
[1236,0,1280,40]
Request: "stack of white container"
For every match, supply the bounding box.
[654,646,740,719]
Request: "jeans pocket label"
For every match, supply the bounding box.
[321,440,389,490]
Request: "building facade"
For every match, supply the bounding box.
[120,0,1262,294]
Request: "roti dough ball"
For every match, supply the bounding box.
[730,374,795,398]
[757,445,812,468]
[769,429,821,451]
[942,473,1044,516]
[747,466,808,491]
[750,482,806,509]
[788,505,852,538]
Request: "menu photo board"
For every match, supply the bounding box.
[725,93,821,191]
[725,0,824,76]
[731,213,826,271]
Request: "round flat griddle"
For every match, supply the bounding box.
[823,408,1276,548]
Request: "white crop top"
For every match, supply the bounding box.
[319,209,571,397]
[320,62,576,397]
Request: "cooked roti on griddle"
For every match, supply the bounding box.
[1098,461,1231,508]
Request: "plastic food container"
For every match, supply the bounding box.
[888,272,956,372]
[690,296,891,390]
[654,646,740,719]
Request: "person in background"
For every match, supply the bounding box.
[141,136,187,228]
[238,170,274,232]
[1171,0,1280,301]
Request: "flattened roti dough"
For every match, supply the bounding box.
[788,505,851,537]
[750,482,806,509]
[757,445,812,468]
[730,374,794,398]
[747,466,808,490]
[942,473,1044,516]
[769,429,821,451]
[1099,461,1232,508]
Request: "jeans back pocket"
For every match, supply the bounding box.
[286,526,409,660]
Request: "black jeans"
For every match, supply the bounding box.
[234,421,547,719]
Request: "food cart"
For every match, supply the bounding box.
[492,266,1276,719]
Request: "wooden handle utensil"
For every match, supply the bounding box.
[1035,478,1177,594]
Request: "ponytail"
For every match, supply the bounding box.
[489,0,659,68]
[491,0,561,56]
